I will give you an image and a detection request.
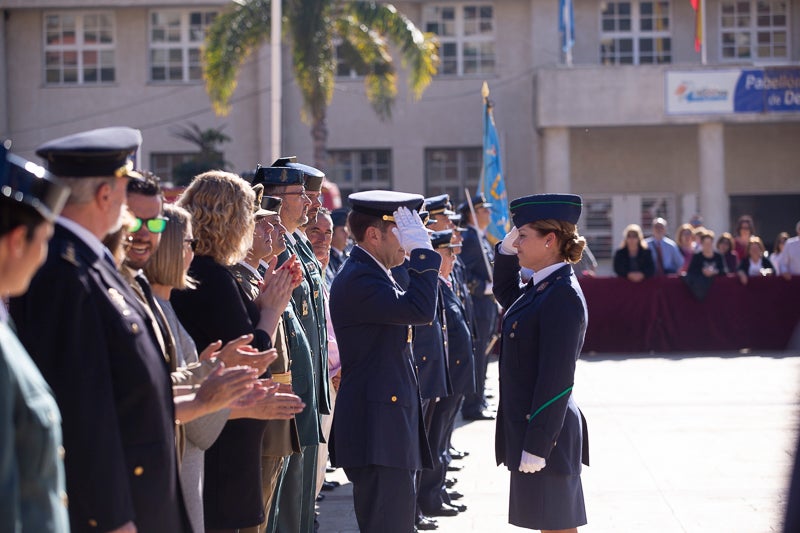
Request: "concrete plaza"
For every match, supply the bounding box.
[317,352,800,533]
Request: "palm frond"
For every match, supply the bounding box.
[203,0,272,115]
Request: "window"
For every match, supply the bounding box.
[149,10,217,82]
[641,196,676,232]
[44,12,116,84]
[720,0,788,61]
[335,40,370,78]
[580,197,614,259]
[424,148,481,201]
[150,152,196,183]
[328,150,392,198]
[423,4,495,75]
[600,0,671,64]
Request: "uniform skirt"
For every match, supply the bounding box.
[508,470,587,530]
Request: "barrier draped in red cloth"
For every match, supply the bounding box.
[578,275,800,353]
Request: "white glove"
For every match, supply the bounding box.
[392,207,433,252]
[499,227,519,255]
[519,451,546,473]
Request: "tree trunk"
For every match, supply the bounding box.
[311,111,328,172]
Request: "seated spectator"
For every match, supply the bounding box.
[675,223,697,273]
[737,236,775,285]
[613,224,655,282]
[576,242,599,278]
[733,215,755,260]
[645,217,684,275]
[780,220,800,278]
[715,232,739,274]
[770,232,790,275]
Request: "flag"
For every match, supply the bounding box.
[559,0,575,61]
[691,0,703,52]
[479,82,510,245]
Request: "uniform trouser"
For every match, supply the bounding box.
[240,455,286,533]
[265,456,290,533]
[462,295,497,415]
[272,445,318,533]
[316,380,337,497]
[415,398,437,518]
[345,465,417,533]
[418,394,462,512]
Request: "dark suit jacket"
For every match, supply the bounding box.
[10,224,187,533]
[440,280,476,395]
[613,245,656,279]
[329,246,441,470]
[460,226,494,297]
[170,255,271,529]
[493,254,590,475]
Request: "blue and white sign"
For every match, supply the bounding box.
[666,68,800,115]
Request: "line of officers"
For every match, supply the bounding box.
[0,125,500,533]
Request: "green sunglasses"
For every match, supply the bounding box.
[130,216,169,234]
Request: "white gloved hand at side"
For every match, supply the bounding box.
[391,207,433,252]
[499,227,519,255]
[519,450,546,473]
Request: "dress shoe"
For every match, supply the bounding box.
[424,503,461,517]
[321,480,340,491]
[485,392,496,399]
[449,448,469,460]
[446,463,462,472]
[462,410,495,421]
[449,502,467,512]
[326,466,336,473]
[415,516,439,530]
[447,490,464,500]
[445,477,457,488]
[315,492,325,502]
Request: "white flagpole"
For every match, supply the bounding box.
[564,0,574,67]
[270,0,282,160]
[700,0,707,65]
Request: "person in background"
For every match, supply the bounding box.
[737,236,775,285]
[715,232,739,274]
[685,230,726,300]
[644,217,684,276]
[327,207,351,288]
[770,232,790,275]
[675,223,697,274]
[0,145,71,533]
[733,215,755,260]
[493,193,590,533]
[779,221,800,278]
[613,224,655,282]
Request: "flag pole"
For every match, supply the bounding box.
[700,0,707,65]
[465,187,494,284]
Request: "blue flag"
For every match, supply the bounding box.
[480,86,510,245]
[559,0,575,57]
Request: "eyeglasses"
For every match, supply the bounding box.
[130,216,168,234]
[184,238,198,252]
[282,189,309,199]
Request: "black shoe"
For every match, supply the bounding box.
[485,392,496,399]
[449,448,469,460]
[424,503,461,517]
[449,502,467,512]
[415,516,439,530]
[446,463,462,472]
[462,410,495,421]
[316,492,325,502]
[321,480,340,491]
[447,490,464,500]
[326,466,336,473]
[445,477,457,488]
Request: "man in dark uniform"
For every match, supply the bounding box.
[458,193,498,421]
[9,127,189,533]
[327,208,350,288]
[329,191,442,533]
[252,165,322,533]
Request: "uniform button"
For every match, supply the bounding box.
[88,519,98,527]
[133,466,144,476]
[525,414,531,421]
[131,323,140,333]
[422,356,427,361]
[456,360,461,365]
[419,254,426,260]
[391,395,397,403]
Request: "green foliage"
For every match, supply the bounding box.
[170,123,232,186]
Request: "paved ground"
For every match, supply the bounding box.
[317,351,800,532]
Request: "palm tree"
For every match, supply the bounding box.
[203,0,438,169]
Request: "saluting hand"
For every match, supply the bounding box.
[519,450,546,474]
[500,227,519,255]
[392,206,433,252]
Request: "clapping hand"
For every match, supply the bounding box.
[199,334,277,376]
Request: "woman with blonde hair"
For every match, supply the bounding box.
[736,236,776,285]
[612,223,655,282]
[171,171,305,532]
[675,223,696,273]
[493,194,590,533]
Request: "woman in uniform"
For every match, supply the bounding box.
[493,193,590,533]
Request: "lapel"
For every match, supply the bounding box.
[504,264,573,318]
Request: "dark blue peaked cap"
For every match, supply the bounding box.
[349,190,424,222]
[35,126,144,180]
[425,194,455,215]
[0,143,70,221]
[331,208,349,227]
[252,164,305,186]
[430,229,461,249]
[510,193,582,227]
[272,156,324,191]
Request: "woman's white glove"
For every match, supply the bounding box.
[519,450,546,473]
[391,207,433,252]
[499,227,519,255]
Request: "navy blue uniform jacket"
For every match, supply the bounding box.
[329,246,441,470]
[493,251,590,474]
[10,224,187,533]
[440,280,476,395]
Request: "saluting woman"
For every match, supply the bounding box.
[493,194,590,533]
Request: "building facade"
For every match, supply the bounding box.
[2,0,799,261]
